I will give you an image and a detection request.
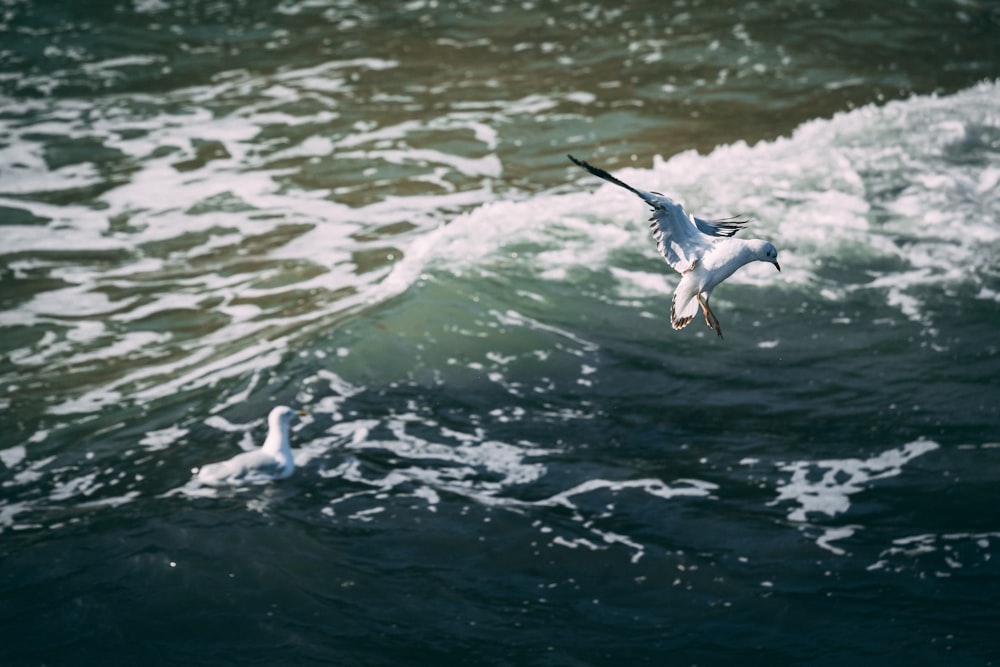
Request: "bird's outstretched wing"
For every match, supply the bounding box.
[567,154,748,274]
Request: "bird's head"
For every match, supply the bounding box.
[758,241,780,271]
[269,405,308,429]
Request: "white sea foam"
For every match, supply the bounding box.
[138,426,189,452]
[0,446,27,469]
[5,80,995,428]
[867,531,1000,574]
[307,413,718,562]
[769,439,939,523]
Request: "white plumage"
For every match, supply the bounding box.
[196,406,306,485]
[568,155,780,338]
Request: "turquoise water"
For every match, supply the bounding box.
[2,2,1000,665]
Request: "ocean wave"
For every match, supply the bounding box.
[1,82,998,574]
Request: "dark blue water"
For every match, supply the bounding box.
[2,1,1000,665]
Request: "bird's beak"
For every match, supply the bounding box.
[773,261,781,272]
[296,409,309,417]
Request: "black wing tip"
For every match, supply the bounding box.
[707,215,752,237]
[566,154,603,176]
[567,154,595,173]
[567,153,644,199]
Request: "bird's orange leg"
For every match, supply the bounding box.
[697,293,723,338]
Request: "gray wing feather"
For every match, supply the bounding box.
[646,203,713,274]
[568,155,746,274]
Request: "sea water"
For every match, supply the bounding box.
[1,1,999,665]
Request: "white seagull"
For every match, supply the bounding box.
[196,406,307,485]
[568,155,780,338]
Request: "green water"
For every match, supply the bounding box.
[2,2,1000,665]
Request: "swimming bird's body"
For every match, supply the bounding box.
[568,155,780,337]
[196,406,306,485]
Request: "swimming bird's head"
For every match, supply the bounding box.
[268,405,308,431]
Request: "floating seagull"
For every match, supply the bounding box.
[196,406,307,485]
[568,155,780,338]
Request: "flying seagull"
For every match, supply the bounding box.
[196,405,307,485]
[568,155,780,338]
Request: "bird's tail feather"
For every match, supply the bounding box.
[670,272,700,330]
